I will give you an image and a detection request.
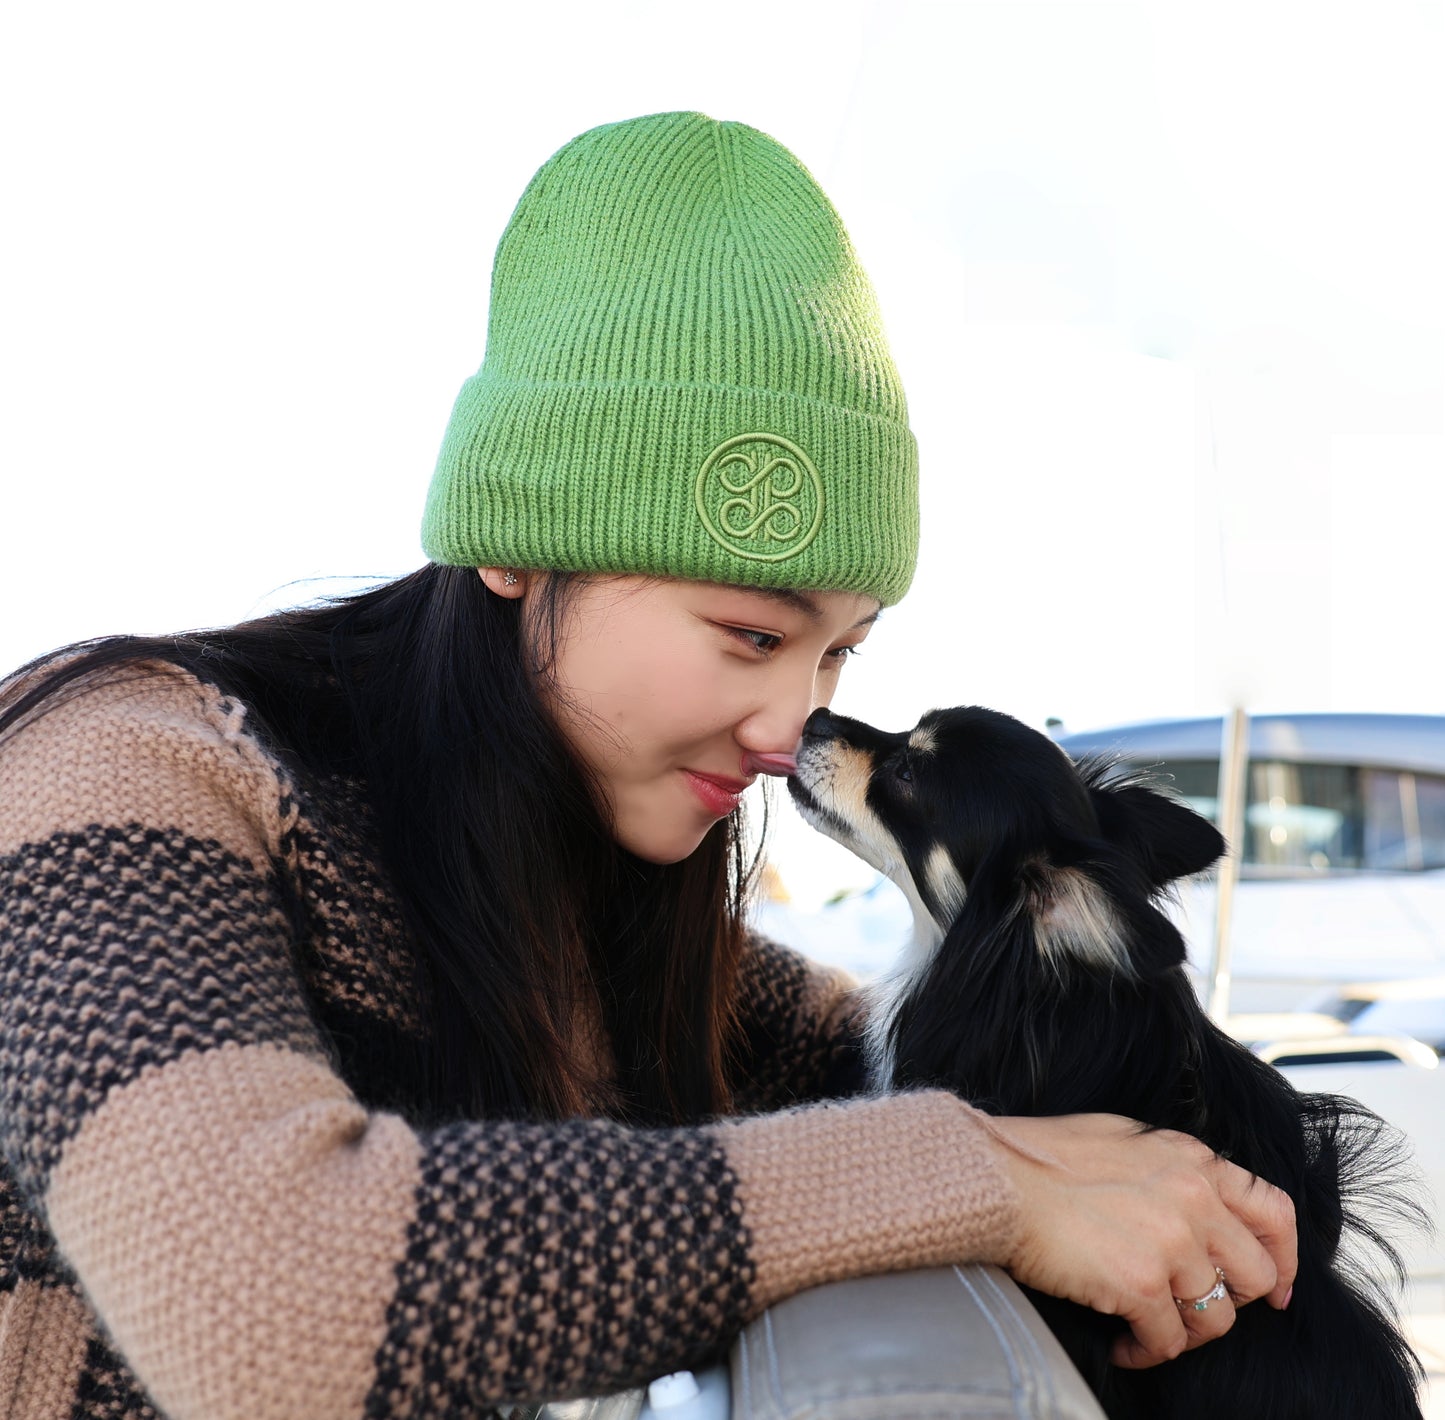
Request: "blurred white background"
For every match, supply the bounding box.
[2,0,1441,903]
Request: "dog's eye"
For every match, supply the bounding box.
[894,761,913,783]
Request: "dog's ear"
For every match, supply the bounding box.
[1088,781,1225,887]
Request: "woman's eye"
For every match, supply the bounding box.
[726,626,783,655]
[824,644,861,665]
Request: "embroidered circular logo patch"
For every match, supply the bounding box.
[694,433,824,562]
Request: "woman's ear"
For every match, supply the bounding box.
[478,567,527,599]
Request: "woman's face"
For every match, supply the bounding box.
[528,575,880,864]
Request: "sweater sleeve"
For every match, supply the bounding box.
[729,933,871,1109]
[0,666,1019,1420]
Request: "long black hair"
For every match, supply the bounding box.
[0,565,759,1125]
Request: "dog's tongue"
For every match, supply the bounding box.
[743,751,798,778]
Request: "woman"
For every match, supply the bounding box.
[0,112,1294,1420]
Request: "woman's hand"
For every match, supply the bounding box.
[986,1113,1298,1369]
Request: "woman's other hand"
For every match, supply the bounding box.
[987,1113,1298,1369]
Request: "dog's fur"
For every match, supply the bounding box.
[789,703,1426,1419]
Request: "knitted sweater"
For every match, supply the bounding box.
[0,661,1019,1420]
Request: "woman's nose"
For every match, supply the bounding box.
[736,670,819,763]
[743,708,837,775]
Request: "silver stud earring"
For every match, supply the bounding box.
[503,571,518,587]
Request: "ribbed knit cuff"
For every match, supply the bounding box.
[423,376,919,606]
[714,1092,1021,1311]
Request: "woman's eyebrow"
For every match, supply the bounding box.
[747,587,883,630]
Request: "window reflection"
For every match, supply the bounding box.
[1150,760,1445,874]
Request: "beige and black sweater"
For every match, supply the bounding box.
[0,662,1019,1420]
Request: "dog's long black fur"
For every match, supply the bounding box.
[789,704,1427,1419]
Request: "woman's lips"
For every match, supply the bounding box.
[682,770,752,817]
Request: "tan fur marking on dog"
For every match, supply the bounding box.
[1035,866,1132,973]
[923,843,965,923]
[826,744,875,820]
[798,742,906,877]
[908,724,939,756]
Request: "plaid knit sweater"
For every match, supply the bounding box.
[0,661,1019,1420]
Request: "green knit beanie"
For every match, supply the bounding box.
[422,110,919,606]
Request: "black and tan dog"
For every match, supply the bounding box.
[789,703,1425,1420]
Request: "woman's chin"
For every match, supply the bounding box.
[613,814,714,866]
[619,834,707,866]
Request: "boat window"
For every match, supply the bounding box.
[1364,771,1445,871]
[1366,770,1412,869]
[1165,760,1362,870]
[1411,773,1445,870]
[1245,762,1359,870]
[1135,759,1445,873]
[1153,760,1220,821]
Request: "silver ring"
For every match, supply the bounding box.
[1175,1267,1228,1313]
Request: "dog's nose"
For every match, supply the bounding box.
[801,707,837,742]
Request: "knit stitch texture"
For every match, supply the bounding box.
[0,662,1016,1418]
[422,111,919,606]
